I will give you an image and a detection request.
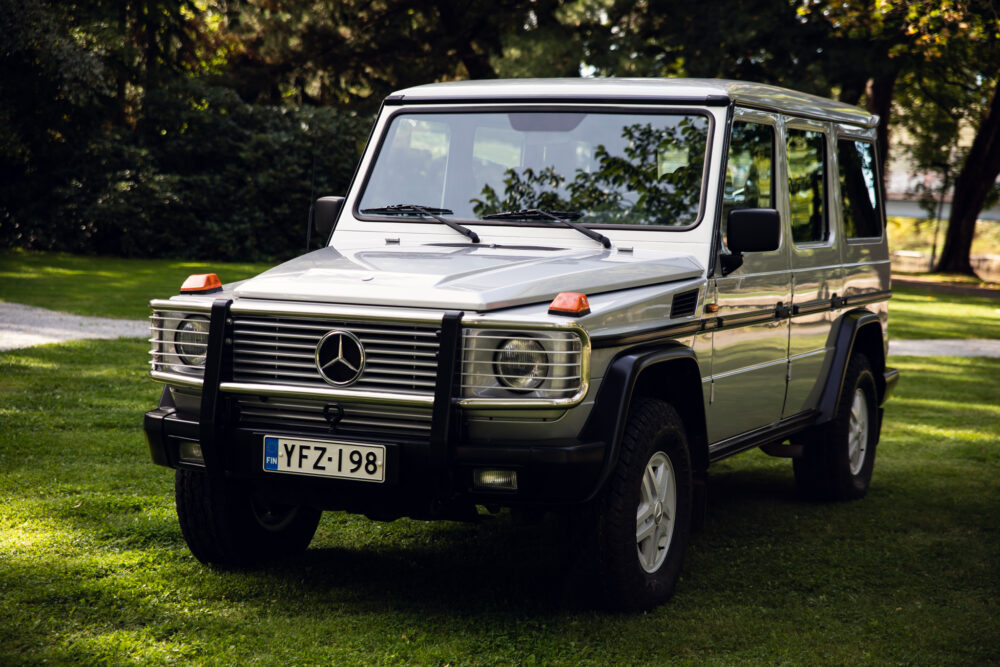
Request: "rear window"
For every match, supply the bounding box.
[838,139,882,239]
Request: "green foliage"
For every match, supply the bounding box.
[2,81,369,261]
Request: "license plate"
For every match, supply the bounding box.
[263,436,385,483]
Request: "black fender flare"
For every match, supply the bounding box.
[816,309,886,424]
[579,344,708,501]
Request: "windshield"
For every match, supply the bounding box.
[357,111,710,227]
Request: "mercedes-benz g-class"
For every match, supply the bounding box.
[145,78,899,610]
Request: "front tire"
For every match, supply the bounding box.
[794,353,879,500]
[175,469,322,567]
[596,398,693,610]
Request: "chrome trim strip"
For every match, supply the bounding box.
[592,290,892,349]
[220,381,435,407]
[454,391,588,408]
[230,300,446,324]
[150,370,204,387]
[150,299,213,312]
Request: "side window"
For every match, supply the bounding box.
[838,139,882,238]
[721,120,774,244]
[786,128,828,244]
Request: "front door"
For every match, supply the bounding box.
[706,110,790,443]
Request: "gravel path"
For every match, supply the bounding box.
[888,338,1000,357]
[1,301,998,357]
[0,302,147,351]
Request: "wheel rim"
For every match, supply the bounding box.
[848,387,870,475]
[636,451,676,573]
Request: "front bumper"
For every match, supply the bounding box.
[144,406,607,511]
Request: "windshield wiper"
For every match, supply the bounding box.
[480,208,611,248]
[360,204,480,243]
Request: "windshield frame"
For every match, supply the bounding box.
[352,104,716,233]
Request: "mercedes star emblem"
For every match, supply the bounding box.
[315,330,365,386]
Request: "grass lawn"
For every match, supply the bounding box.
[0,252,998,663]
[891,285,1000,340]
[0,249,270,320]
[1,341,997,664]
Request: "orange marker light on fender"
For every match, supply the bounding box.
[548,292,590,317]
[180,273,223,294]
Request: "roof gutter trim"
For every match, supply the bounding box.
[381,94,732,107]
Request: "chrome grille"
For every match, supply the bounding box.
[237,397,432,441]
[231,316,441,395]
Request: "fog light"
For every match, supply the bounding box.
[473,469,518,492]
[178,440,204,463]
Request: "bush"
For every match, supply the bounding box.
[1,82,371,261]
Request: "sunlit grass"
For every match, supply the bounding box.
[890,285,1000,340]
[0,249,270,320]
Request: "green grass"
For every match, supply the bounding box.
[0,252,997,663]
[0,249,270,320]
[1,347,998,662]
[890,285,1000,340]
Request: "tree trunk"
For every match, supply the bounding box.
[935,79,1000,275]
[866,73,896,176]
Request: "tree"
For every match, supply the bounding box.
[217,0,572,111]
[579,0,1000,274]
[936,78,1000,274]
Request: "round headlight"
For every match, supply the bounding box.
[175,316,210,366]
[494,338,547,390]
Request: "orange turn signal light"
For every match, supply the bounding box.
[180,273,222,294]
[548,292,590,317]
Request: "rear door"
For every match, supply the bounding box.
[783,119,845,415]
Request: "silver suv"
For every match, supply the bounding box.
[144,79,899,610]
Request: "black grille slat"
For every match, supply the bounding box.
[670,289,700,319]
[237,397,433,442]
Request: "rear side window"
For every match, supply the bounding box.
[786,129,828,244]
[838,139,882,238]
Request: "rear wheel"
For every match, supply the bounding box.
[175,469,322,567]
[794,354,879,500]
[595,398,693,610]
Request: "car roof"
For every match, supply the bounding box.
[387,78,877,128]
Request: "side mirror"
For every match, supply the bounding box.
[721,208,781,275]
[312,196,345,239]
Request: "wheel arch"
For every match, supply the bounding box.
[580,344,709,500]
[817,309,886,424]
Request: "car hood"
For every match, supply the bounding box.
[233,244,704,312]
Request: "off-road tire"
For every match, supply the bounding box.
[175,469,322,567]
[596,398,693,611]
[793,353,879,501]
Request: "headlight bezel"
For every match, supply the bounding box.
[149,304,213,384]
[460,326,589,407]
